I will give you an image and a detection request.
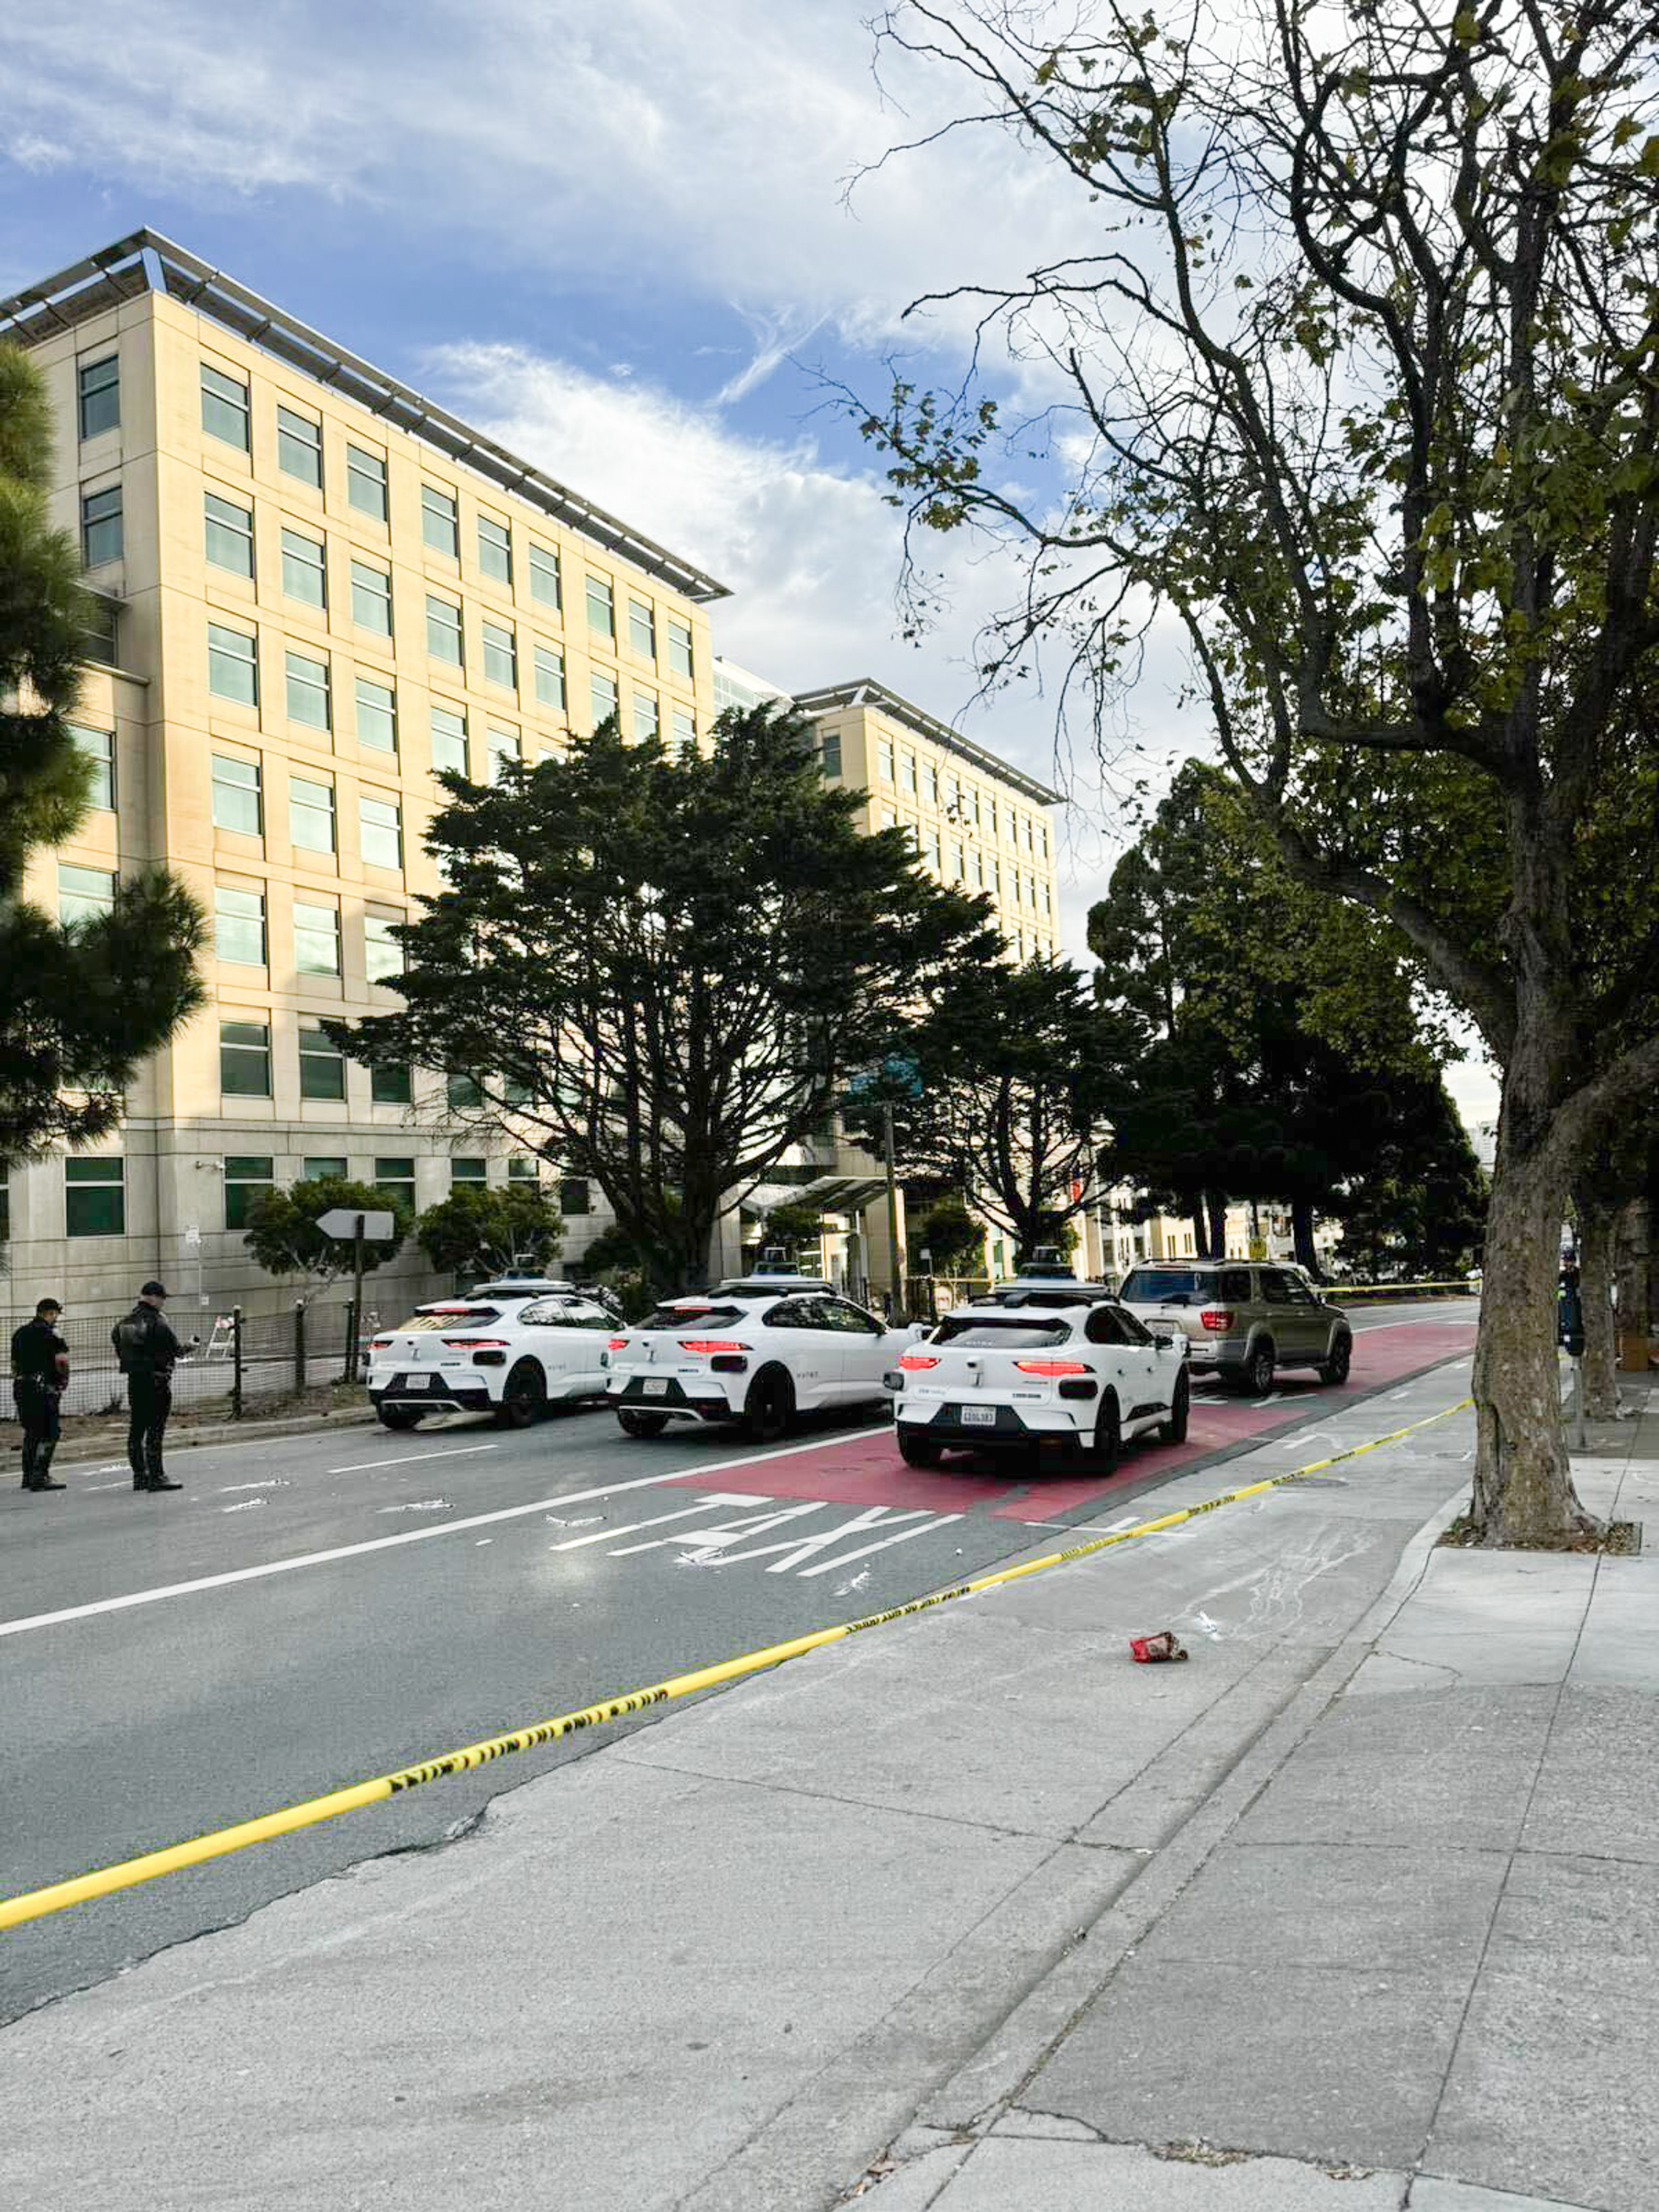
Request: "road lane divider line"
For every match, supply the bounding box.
[0,1392,1474,1933]
[0,1426,894,1642]
[326,1444,499,1474]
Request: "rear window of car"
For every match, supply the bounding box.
[1120,1268,1214,1305]
[933,1317,1073,1349]
[403,1304,502,1331]
[639,1303,745,1332]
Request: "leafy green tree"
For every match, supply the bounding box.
[243,1177,408,1298]
[0,342,204,1158]
[416,1183,565,1282]
[1336,1079,1489,1280]
[862,3,1659,1540]
[334,709,998,1293]
[913,1195,984,1276]
[752,1199,830,1262]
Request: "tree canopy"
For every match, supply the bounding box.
[415,1183,565,1282]
[242,1176,409,1296]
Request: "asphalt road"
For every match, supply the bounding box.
[0,1298,1479,2025]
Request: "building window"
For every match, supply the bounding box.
[356,676,397,754]
[298,1018,347,1099]
[224,1156,275,1231]
[671,708,697,758]
[71,724,114,810]
[951,841,965,880]
[1040,822,1049,858]
[924,830,942,873]
[925,764,939,805]
[276,405,323,488]
[560,1177,591,1216]
[448,1071,482,1110]
[590,671,618,731]
[877,739,895,783]
[347,443,389,521]
[80,595,119,667]
[220,1018,271,1097]
[478,513,512,585]
[65,1155,125,1237]
[290,773,335,855]
[988,799,999,839]
[212,753,262,835]
[991,859,1001,895]
[632,692,660,745]
[902,751,918,795]
[207,621,258,705]
[529,541,560,608]
[350,560,393,636]
[972,850,984,888]
[365,911,403,984]
[421,484,459,557]
[293,899,341,977]
[285,649,331,731]
[667,617,693,680]
[215,886,267,967]
[374,1158,417,1207]
[305,1155,348,1182]
[507,1154,539,1185]
[359,793,403,872]
[585,574,614,639]
[201,363,251,451]
[451,1157,488,1186]
[820,732,842,779]
[58,863,116,925]
[425,594,462,664]
[77,355,119,440]
[204,491,254,577]
[628,598,656,660]
[280,527,327,608]
[431,703,467,776]
[80,484,122,567]
[481,619,517,691]
[370,1063,411,1105]
[487,726,520,782]
[534,644,566,713]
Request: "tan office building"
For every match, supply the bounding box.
[0,231,724,1319]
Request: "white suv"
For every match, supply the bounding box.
[888,1275,1189,1472]
[604,1271,909,1444]
[368,1287,615,1428]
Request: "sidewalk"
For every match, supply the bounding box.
[1,1360,1651,2212]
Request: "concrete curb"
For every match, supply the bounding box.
[10,1405,380,1470]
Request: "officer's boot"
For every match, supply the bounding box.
[130,1444,150,1490]
[20,1433,38,1489]
[30,1441,66,1492]
[145,1441,181,1492]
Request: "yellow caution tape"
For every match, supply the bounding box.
[0,1392,1474,1933]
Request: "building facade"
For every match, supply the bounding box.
[1,232,724,1321]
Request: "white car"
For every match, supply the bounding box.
[604,1271,910,1444]
[888,1270,1190,1472]
[368,1286,616,1429]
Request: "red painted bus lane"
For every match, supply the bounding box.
[661,1315,1476,1526]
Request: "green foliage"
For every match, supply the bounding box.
[0,341,206,1162]
[1338,1082,1490,1277]
[755,1199,830,1256]
[242,1178,408,1289]
[913,1195,984,1274]
[333,706,999,1290]
[415,1183,564,1281]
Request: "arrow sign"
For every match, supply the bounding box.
[317,1207,397,1241]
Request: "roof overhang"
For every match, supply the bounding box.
[0,231,730,606]
[794,678,1066,807]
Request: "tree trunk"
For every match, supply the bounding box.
[1189,1203,1207,1256]
[1204,1190,1229,1259]
[1468,1124,1593,1545]
[1615,1195,1650,1372]
[1290,1196,1319,1277]
[1575,1192,1618,1419]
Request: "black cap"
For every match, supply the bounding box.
[141,1281,169,1297]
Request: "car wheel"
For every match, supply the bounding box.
[1238,1340,1276,1398]
[1092,1391,1121,1474]
[618,1409,670,1439]
[897,1428,944,1469]
[376,1405,422,1432]
[1319,1335,1352,1385]
[1158,1368,1190,1444]
[742,1368,796,1444]
[497,1360,548,1428]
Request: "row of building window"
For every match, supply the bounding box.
[873,737,1048,857]
[874,813,1054,914]
[58,862,406,981]
[75,351,695,675]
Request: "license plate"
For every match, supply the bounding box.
[641,1377,669,1397]
[961,1405,996,1427]
[411,1376,437,1390]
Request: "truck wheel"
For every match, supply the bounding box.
[1237,1340,1276,1398]
[1319,1335,1352,1385]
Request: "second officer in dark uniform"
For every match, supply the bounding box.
[113,1281,184,1492]
[10,1298,69,1492]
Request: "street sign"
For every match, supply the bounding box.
[183,1224,201,1249]
[317,1207,397,1240]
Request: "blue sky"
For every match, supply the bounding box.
[0,0,1500,1126]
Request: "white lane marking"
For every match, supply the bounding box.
[327,1444,498,1474]
[220,1500,265,1514]
[619,1501,828,1560]
[0,1425,894,1639]
[798,1514,964,1577]
[762,1505,936,1575]
[83,1481,130,1492]
[547,1495,752,1552]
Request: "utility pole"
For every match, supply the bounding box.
[883,1100,905,1324]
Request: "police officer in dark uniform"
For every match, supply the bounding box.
[10,1298,69,1492]
[113,1281,184,1492]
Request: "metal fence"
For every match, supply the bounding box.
[2,1302,360,1421]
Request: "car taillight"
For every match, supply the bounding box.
[370,1338,392,1350]
[1200,1310,1235,1332]
[1014,1358,1091,1377]
[897,1352,940,1371]
[678,1338,751,1354]
[608,1336,630,1351]
[443,1337,507,1349]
